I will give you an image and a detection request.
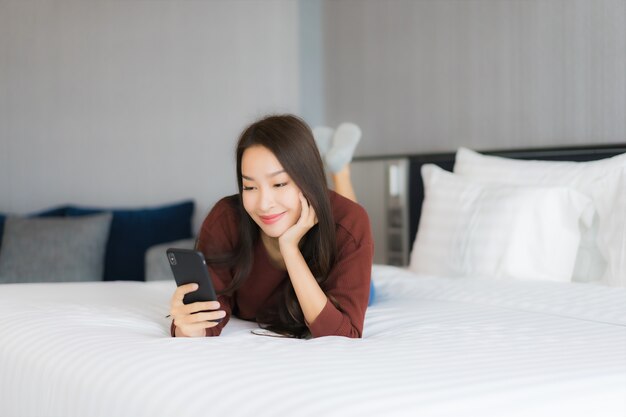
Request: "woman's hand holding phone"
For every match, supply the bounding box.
[169,283,226,337]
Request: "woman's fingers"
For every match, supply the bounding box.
[172,308,226,334]
[278,192,319,251]
[181,301,220,315]
[299,193,309,220]
[299,193,317,227]
[309,206,318,225]
[174,311,224,325]
[183,321,221,333]
[171,301,221,318]
[179,310,226,324]
[169,285,225,337]
[170,283,198,307]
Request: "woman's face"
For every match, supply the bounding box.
[241,145,303,238]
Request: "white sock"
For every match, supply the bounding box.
[325,123,361,173]
[312,126,334,157]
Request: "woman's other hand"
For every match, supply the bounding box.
[278,193,318,253]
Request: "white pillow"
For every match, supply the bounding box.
[454,147,626,186]
[591,167,626,287]
[409,164,594,282]
[454,147,626,287]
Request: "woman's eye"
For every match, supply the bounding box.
[274,182,288,188]
[242,185,255,191]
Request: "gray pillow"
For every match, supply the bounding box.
[145,238,196,281]
[0,213,112,283]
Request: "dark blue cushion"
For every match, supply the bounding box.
[67,201,194,281]
[34,206,69,217]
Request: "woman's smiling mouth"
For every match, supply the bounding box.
[259,212,286,225]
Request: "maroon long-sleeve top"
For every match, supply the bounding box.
[171,190,373,338]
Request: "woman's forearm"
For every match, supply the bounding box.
[281,246,328,325]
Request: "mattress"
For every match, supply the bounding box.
[1,265,625,417]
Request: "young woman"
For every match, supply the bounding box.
[169,114,373,339]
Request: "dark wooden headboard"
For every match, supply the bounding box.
[406,143,626,252]
[353,143,626,256]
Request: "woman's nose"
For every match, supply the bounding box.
[258,188,275,211]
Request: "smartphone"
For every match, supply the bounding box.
[166,248,221,320]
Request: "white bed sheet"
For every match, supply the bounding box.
[1,265,625,417]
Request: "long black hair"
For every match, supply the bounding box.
[209,114,337,338]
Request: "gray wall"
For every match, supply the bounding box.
[2,0,625,233]
[323,0,626,155]
[299,0,325,127]
[0,0,300,230]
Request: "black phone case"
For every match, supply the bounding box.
[166,248,218,306]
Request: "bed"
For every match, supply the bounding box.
[0,267,625,417]
[1,144,626,417]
